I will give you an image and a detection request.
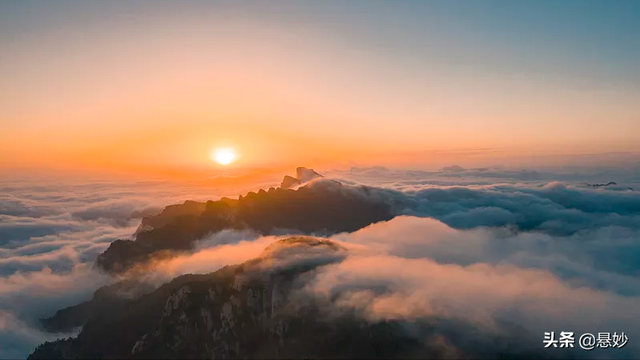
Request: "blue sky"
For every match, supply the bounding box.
[3,0,638,83]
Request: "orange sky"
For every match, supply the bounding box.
[2,2,639,178]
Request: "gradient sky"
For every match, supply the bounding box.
[1,0,639,175]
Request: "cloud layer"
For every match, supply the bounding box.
[3,167,640,358]
[0,175,258,358]
[322,216,640,358]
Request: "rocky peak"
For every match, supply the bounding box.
[295,167,323,183]
[280,175,300,190]
[280,167,324,189]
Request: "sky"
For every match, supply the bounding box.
[1,0,639,177]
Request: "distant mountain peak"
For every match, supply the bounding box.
[280,167,324,189]
[585,181,617,188]
[280,175,300,189]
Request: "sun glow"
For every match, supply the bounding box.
[211,148,237,165]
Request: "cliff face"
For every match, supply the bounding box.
[32,238,402,359]
[96,173,396,274]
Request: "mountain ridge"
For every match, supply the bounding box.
[95,168,394,274]
[30,237,561,359]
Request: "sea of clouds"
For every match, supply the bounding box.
[1,165,640,358]
[0,173,274,358]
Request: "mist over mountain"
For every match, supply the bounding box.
[95,168,394,274]
[95,166,640,276]
[3,166,640,359]
[29,237,565,360]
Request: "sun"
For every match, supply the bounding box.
[211,148,237,165]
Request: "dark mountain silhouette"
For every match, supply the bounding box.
[583,181,634,191]
[31,238,558,360]
[40,279,157,333]
[585,181,617,188]
[96,169,394,274]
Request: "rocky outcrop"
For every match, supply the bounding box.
[280,175,300,189]
[279,167,323,189]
